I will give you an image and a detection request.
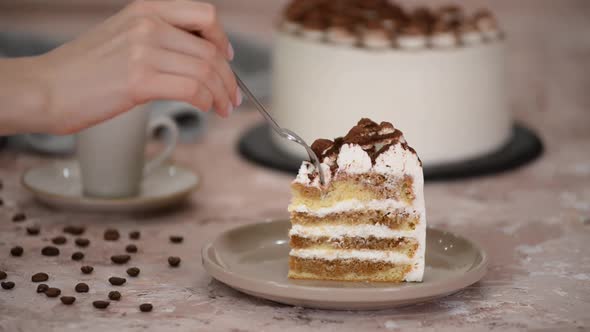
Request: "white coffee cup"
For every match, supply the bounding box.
[77,104,179,198]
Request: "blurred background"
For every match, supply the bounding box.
[0,0,586,167]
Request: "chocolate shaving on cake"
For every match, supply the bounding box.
[282,0,500,45]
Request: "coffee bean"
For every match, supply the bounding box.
[168,256,181,267]
[12,213,26,222]
[75,238,90,247]
[93,300,110,309]
[45,287,61,297]
[37,283,49,293]
[129,231,140,240]
[31,272,49,282]
[111,254,131,264]
[0,198,3,206]
[104,229,120,241]
[60,296,76,305]
[52,236,67,245]
[126,267,140,277]
[108,291,121,301]
[26,226,40,235]
[1,281,15,289]
[0,271,6,280]
[75,283,89,293]
[139,303,153,312]
[71,252,84,261]
[63,225,85,236]
[81,266,94,274]
[108,277,126,286]
[125,244,137,253]
[169,235,183,244]
[41,246,60,256]
[10,246,23,257]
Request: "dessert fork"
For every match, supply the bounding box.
[233,71,326,185]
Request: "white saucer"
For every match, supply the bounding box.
[22,161,199,213]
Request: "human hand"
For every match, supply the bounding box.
[31,0,240,135]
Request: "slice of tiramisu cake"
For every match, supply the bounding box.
[288,119,426,282]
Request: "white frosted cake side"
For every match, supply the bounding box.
[270,2,511,166]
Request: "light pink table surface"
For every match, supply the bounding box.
[0,1,589,331]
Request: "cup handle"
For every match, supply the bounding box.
[143,116,179,176]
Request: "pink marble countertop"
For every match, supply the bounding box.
[0,0,589,331]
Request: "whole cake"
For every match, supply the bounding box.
[288,119,426,282]
[271,0,511,166]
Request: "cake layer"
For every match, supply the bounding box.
[291,174,415,209]
[290,248,417,264]
[290,235,419,256]
[288,256,412,282]
[290,209,420,231]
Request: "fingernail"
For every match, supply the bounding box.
[226,104,233,117]
[236,89,243,106]
[228,42,234,61]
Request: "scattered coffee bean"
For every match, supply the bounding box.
[12,212,26,222]
[93,300,110,309]
[129,231,140,240]
[41,246,60,256]
[111,254,131,264]
[75,238,90,247]
[52,236,67,245]
[0,198,3,206]
[81,266,94,274]
[45,287,61,297]
[10,246,23,257]
[126,267,140,277]
[139,303,153,312]
[26,226,40,235]
[75,283,89,293]
[108,291,121,301]
[63,225,85,236]
[31,272,49,282]
[71,252,84,261]
[108,277,126,286]
[60,296,76,305]
[125,244,137,253]
[169,235,183,244]
[37,283,49,293]
[168,256,181,267]
[1,281,15,289]
[0,271,6,280]
[104,229,120,241]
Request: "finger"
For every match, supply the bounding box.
[131,72,213,112]
[147,48,233,117]
[132,0,232,60]
[153,24,239,105]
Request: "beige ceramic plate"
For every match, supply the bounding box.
[22,160,199,213]
[202,219,488,310]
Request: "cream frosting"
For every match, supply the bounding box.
[430,33,458,48]
[289,224,421,240]
[337,144,372,174]
[462,31,483,45]
[397,36,427,50]
[288,199,416,216]
[326,27,358,46]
